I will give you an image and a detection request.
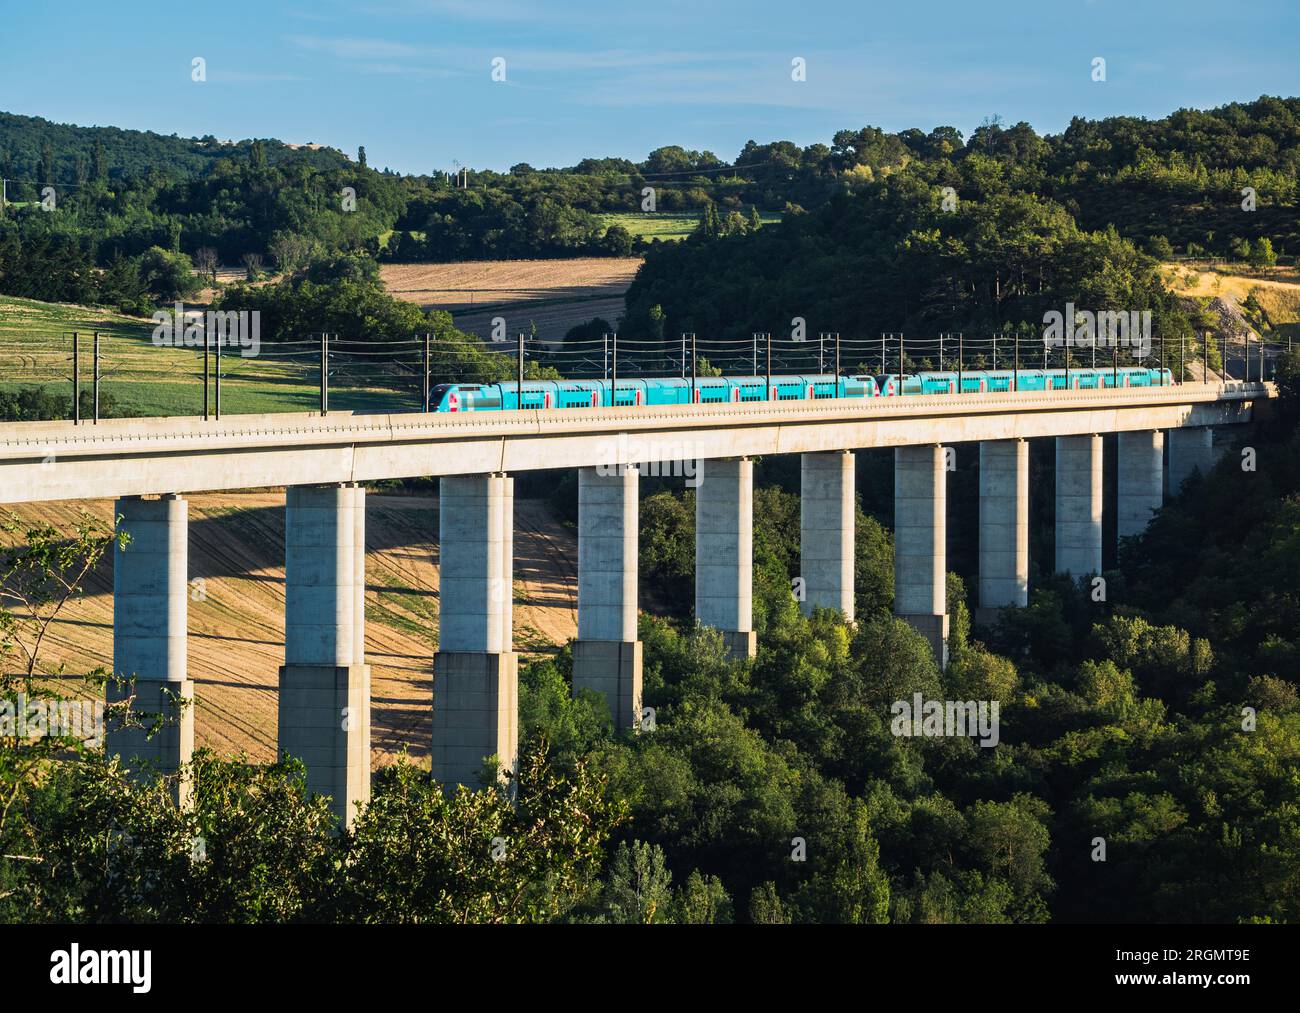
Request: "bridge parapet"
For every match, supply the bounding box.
[0,382,1272,505]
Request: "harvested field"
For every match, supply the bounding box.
[2,493,577,768]
[380,257,640,344]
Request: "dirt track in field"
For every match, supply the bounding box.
[380,258,640,344]
[2,493,577,767]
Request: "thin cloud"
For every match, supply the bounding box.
[285,34,757,74]
[211,70,307,83]
[350,62,463,79]
[285,34,422,60]
[357,0,542,21]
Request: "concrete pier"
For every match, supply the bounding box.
[976,439,1028,625]
[432,474,518,787]
[894,445,949,666]
[696,457,756,659]
[1167,426,1215,495]
[1117,430,1165,545]
[800,451,855,621]
[106,494,193,803]
[279,484,370,827]
[1055,435,1103,578]
[573,465,642,729]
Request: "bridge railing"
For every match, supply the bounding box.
[1,323,1292,424]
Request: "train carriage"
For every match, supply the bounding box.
[428,365,1170,412]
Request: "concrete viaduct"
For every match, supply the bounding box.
[0,380,1271,824]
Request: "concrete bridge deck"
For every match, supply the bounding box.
[0,381,1271,504]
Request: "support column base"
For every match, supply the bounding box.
[898,613,950,669]
[973,607,1010,628]
[105,678,195,806]
[278,664,371,828]
[721,629,757,660]
[432,651,519,790]
[572,639,643,731]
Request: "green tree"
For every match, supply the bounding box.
[1250,237,1277,268]
[339,745,625,923]
[748,881,791,924]
[0,513,125,852]
[138,246,199,302]
[967,794,1055,922]
[601,224,633,256]
[789,802,891,923]
[1145,234,1174,259]
[675,870,734,924]
[599,840,675,923]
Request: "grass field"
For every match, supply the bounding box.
[598,211,781,242]
[0,295,416,417]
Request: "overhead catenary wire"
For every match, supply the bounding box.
[2,327,1268,419]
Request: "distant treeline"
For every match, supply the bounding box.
[1,96,1298,322]
[0,110,350,183]
[621,97,1300,340]
[0,138,405,313]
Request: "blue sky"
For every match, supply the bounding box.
[2,0,1297,173]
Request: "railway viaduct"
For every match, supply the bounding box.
[0,380,1272,824]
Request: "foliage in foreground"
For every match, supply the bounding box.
[3,744,623,924]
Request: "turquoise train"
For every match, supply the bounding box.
[427,366,1174,412]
